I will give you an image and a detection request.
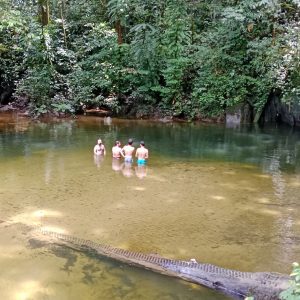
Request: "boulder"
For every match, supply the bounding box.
[260,93,300,127]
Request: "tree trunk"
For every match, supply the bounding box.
[115,20,123,44]
[39,0,50,26]
[60,0,67,47]
[191,16,195,44]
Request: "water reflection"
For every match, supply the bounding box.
[94,154,104,168]
[112,158,122,172]
[122,161,134,178]
[1,113,300,300]
[45,152,54,184]
[1,114,300,176]
[135,164,147,179]
[15,280,47,300]
[265,151,286,200]
[104,116,112,126]
[111,159,148,179]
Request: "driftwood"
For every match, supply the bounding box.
[84,108,110,116]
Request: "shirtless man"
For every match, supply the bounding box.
[135,141,148,165]
[122,138,135,163]
[112,141,124,172]
[93,139,106,155]
[112,141,124,159]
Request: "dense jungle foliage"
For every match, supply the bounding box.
[0,0,299,118]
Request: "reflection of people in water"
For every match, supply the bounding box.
[93,139,106,155]
[135,164,147,179]
[122,162,134,177]
[104,116,112,126]
[112,158,123,172]
[94,154,104,168]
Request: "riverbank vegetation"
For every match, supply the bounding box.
[0,0,299,119]
[279,262,300,300]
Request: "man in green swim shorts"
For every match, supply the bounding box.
[135,141,149,165]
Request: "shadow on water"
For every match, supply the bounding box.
[31,239,231,300]
[24,228,230,299]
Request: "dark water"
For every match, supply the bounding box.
[0,113,299,300]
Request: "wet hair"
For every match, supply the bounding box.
[140,141,145,146]
[128,138,133,145]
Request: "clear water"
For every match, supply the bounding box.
[0,113,300,300]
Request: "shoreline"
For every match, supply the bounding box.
[0,104,224,124]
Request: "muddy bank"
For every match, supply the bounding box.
[0,102,224,124]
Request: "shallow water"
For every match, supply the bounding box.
[0,113,300,300]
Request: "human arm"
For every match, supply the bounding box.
[121,146,125,157]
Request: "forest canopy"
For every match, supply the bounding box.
[0,0,299,119]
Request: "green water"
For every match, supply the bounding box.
[0,113,300,300]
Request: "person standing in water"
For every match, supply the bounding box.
[135,141,148,165]
[122,138,135,163]
[112,141,124,159]
[93,138,106,156]
[112,141,124,172]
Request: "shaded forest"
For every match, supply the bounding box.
[0,0,299,120]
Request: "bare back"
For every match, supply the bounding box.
[112,145,122,158]
[122,145,135,158]
[136,147,148,160]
